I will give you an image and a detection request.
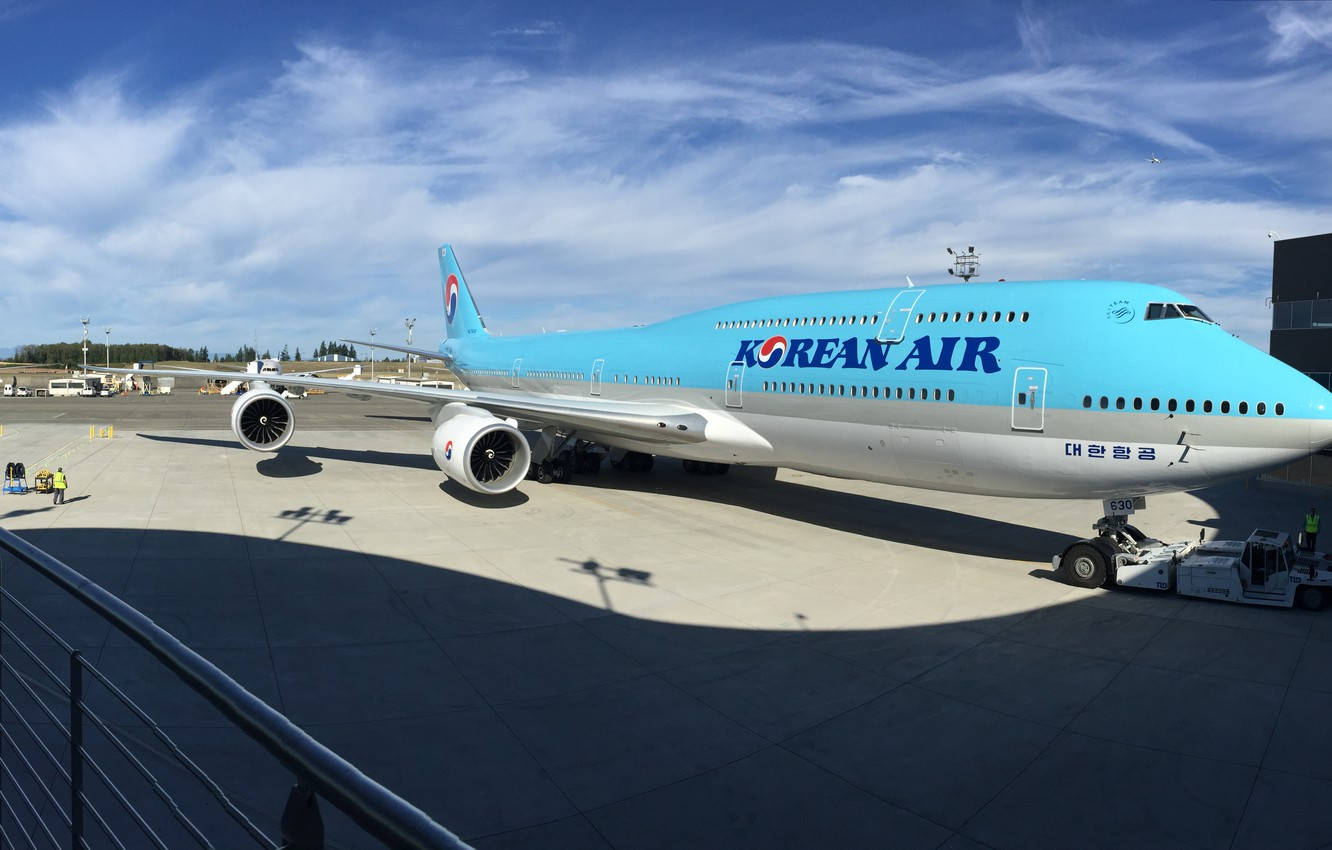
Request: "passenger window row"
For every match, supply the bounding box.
[761,381,956,402]
[531,370,584,380]
[915,310,1028,324]
[716,315,880,330]
[612,375,681,386]
[717,309,1032,330]
[1081,395,1284,416]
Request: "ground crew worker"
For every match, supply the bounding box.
[52,467,67,505]
[1305,506,1320,551]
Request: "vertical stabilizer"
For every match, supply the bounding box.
[439,245,488,339]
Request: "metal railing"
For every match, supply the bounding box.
[0,526,475,849]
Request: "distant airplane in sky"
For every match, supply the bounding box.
[1146,155,1163,164]
[114,244,1332,580]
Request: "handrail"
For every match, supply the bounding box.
[0,526,474,850]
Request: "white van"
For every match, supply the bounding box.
[49,378,97,397]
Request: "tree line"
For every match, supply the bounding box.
[15,340,364,367]
[314,340,358,358]
[15,342,212,366]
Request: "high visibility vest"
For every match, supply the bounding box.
[52,471,66,490]
[1307,513,1321,534]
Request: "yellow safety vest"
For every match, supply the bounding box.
[1307,513,1320,533]
[53,471,66,489]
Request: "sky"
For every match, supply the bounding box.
[0,0,1329,358]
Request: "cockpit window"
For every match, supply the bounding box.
[1145,302,1215,324]
[1176,304,1214,322]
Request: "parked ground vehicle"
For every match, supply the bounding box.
[1057,527,1332,610]
[50,377,101,397]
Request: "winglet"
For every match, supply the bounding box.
[440,245,488,339]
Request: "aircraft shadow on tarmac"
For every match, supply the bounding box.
[134,434,1290,564]
[575,463,1082,563]
[0,526,1320,850]
[363,413,433,423]
[138,433,437,473]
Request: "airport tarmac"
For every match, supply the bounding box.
[2,392,1332,848]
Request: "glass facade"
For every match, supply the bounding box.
[1272,298,1332,330]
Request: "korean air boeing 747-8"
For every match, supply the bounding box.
[117,245,1332,584]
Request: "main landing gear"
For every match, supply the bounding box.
[683,460,729,475]
[610,451,654,473]
[1059,513,1162,589]
[525,438,733,484]
[528,437,606,484]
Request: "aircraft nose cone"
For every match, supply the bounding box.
[1308,386,1332,451]
[1313,419,1332,452]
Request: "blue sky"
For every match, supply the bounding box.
[1,0,1330,357]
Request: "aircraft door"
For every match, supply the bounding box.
[725,361,745,408]
[1011,367,1047,431]
[877,290,926,343]
[510,358,522,389]
[590,358,604,396]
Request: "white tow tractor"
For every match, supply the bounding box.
[1055,499,1332,610]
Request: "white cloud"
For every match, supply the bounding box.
[0,24,1326,355]
[1266,3,1332,63]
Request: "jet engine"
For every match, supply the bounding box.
[431,411,531,494]
[230,389,295,452]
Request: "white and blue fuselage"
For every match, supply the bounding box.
[441,273,1332,498]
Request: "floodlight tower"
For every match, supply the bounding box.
[80,317,90,373]
[104,327,111,368]
[946,246,980,282]
[405,318,416,379]
[369,328,377,381]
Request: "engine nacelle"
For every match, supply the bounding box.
[230,389,295,452]
[432,412,531,494]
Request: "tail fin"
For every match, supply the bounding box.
[439,245,489,339]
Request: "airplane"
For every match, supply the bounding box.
[111,244,1332,587]
[1146,155,1163,164]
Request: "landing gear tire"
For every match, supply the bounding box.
[1298,585,1326,611]
[1062,543,1108,589]
[684,460,730,475]
[532,461,555,484]
[550,460,572,484]
[574,452,602,474]
[627,452,653,473]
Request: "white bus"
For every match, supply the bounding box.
[48,377,101,397]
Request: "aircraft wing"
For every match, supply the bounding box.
[102,366,710,446]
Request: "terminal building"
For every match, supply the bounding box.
[1267,231,1332,486]
[1270,232,1332,387]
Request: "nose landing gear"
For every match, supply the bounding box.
[1056,504,1161,589]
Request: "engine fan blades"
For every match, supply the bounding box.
[240,398,290,445]
[470,430,516,482]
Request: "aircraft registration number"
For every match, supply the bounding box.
[1102,496,1146,516]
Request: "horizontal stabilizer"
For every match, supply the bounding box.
[340,340,452,362]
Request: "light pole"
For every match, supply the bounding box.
[104,327,111,368]
[404,318,416,380]
[370,328,377,381]
[80,317,90,373]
